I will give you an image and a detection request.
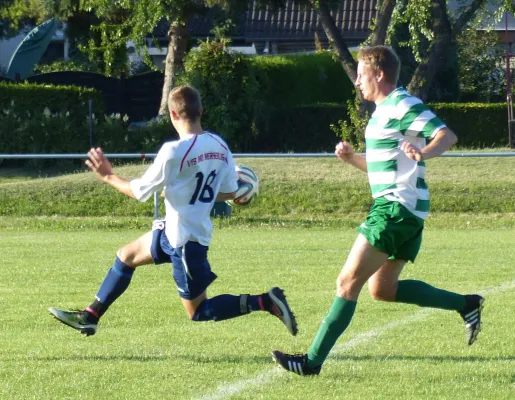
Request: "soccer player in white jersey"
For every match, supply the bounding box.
[272,46,483,376]
[48,85,297,337]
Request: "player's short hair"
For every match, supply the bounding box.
[357,46,400,85]
[168,85,202,122]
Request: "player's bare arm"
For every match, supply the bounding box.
[401,128,458,161]
[335,141,367,172]
[85,147,136,199]
[216,191,237,202]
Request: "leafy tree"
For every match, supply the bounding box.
[0,1,108,72]
[79,0,284,115]
[0,0,41,37]
[34,55,101,73]
[457,28,505,102]
[309,0,514,102]
[310,0,514,145]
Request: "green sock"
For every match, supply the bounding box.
[306,297,357,368]
[395,280,466,311]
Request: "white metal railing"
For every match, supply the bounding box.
[0,152,514,160]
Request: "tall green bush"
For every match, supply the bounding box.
[251,52,354,108]
[177,36,264,152]
[457,29,505,102]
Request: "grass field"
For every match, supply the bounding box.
[1,155,515,399]
[1,226,515,400]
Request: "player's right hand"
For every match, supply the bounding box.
[85,147,113,179]
[335,141,355,163]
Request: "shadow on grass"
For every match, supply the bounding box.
[6,352,515,365]
[330,354,515,363]
[10,353,273,364]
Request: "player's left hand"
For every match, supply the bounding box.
[86,147,113,179]
[400,141,423,162]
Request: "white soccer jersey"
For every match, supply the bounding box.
[130,132,239,247]
[365,87,446,220]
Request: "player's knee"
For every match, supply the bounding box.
[191,299,213,322]
[116,246,135,266]
[336,274,361,298]
[368,285,395,302]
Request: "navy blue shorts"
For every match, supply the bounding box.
[150,220,217,300]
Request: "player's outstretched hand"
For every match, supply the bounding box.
[86,147,113,179]
[400,141,423,162]
[335,141,355,163]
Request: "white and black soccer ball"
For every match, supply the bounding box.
[228,165,259,206]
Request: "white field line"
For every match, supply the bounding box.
[193,279,515,400]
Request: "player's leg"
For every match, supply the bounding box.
[306,234,388,364]
[172,241,297,335]
[48,231,154,335]
[367,259,406,301]
[369,257,472,307]
[87,230,154,315]
[273,234,389,375]
[369,234,483,345]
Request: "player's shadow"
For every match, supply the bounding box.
[330,354,515,363]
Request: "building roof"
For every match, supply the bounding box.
[184,0,378,43]
[243,0,378,41]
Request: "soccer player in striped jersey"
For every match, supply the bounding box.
[272,46,483,376]
[48,85,297,338]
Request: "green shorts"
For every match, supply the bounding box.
[357,196,424,262]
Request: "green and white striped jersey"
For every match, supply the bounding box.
[365,87,446,220]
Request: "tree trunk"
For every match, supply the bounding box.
[407,0,452,101]
[311,1,357,83]
[158,22,189,116]
[369,0,397,46]
[453,0,487,33]
[311,0,396,116]
[407,0,487,101]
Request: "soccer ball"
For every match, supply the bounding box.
[228,165,259,206]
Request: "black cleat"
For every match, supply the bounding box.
[272,350,321,376]
[266,287,298,336]
[458,295,484,345]
[48,307,98,336]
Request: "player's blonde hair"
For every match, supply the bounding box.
[168,85,202,122]
[357,46,400,85]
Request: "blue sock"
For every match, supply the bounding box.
[93,257,135,315]
[193,294,257,322]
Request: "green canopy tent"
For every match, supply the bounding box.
[7,18,58,80]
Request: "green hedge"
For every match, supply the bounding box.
[0,82,175,161]
[252,104,346,152]
[251,52,355,108]
[0,83,509,158]
[249,102,509,152]
[0,81,104,116]
[428,103,508,148]
[0,82,104,155]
